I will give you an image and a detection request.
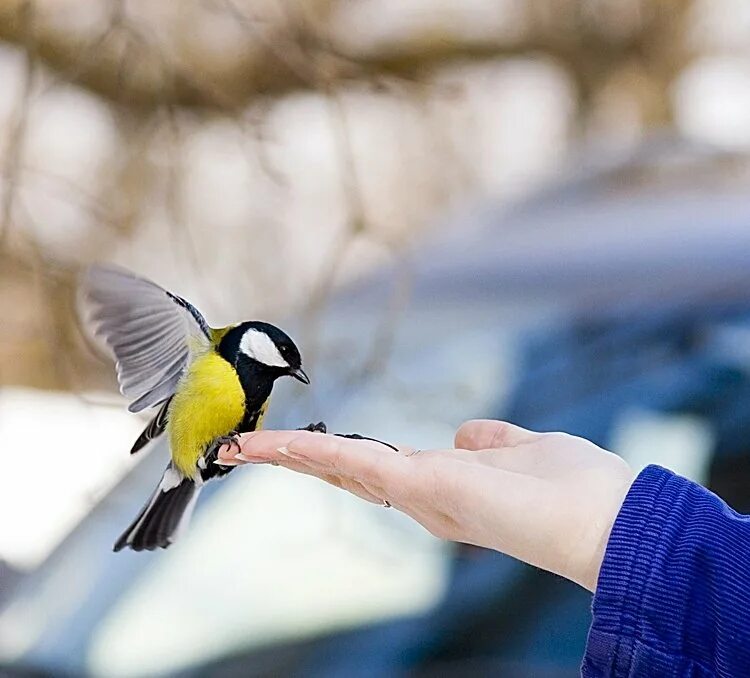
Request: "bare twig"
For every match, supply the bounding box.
[0,0,35,250]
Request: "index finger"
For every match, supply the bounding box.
[233,430,412,487]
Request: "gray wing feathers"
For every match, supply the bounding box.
[80,265,211,413]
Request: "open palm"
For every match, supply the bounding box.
[219,419,634,591]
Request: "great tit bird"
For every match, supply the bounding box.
[80,265,310,552]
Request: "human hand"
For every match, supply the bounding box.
[218,420,635,591]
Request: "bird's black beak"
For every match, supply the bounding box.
[289,367,310,385]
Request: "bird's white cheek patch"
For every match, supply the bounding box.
[239,329,288,368]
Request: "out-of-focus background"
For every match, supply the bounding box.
[2,1,750,676]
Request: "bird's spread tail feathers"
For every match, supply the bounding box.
[114,465,200,552]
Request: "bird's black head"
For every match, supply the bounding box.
[218,321,309,386]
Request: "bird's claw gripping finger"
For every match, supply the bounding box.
[298,421,328,433]
[203,432,243,472]
[297,422,397,451]
[334,432,399,452]
[214,431,242,456]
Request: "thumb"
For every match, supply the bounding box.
[455,419,538,451]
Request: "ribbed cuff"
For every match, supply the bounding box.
[593,465,679,632]
[582,465,691,677]
[583,464,750,676]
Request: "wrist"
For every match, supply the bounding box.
[578,459,636,592]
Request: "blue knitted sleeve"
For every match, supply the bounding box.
[582,465,750,677]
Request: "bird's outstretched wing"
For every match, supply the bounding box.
[80,264,212,413]
[129,397,171,454]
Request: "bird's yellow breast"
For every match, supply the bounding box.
[168,351,246,477]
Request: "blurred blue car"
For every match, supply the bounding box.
[3,137,750,677]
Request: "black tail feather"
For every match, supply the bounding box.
[114,466,199,552]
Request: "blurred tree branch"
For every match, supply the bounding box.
[0,0,691,121]
[0,0,35,248]
[0,0,698,395]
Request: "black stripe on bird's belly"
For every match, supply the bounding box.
[198,401,269,482]
[237,402,267,434]
[195,354,276,482]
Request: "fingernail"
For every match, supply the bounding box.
[277,446,307,461]
[235,453,269,464]
[214,458,242,466]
